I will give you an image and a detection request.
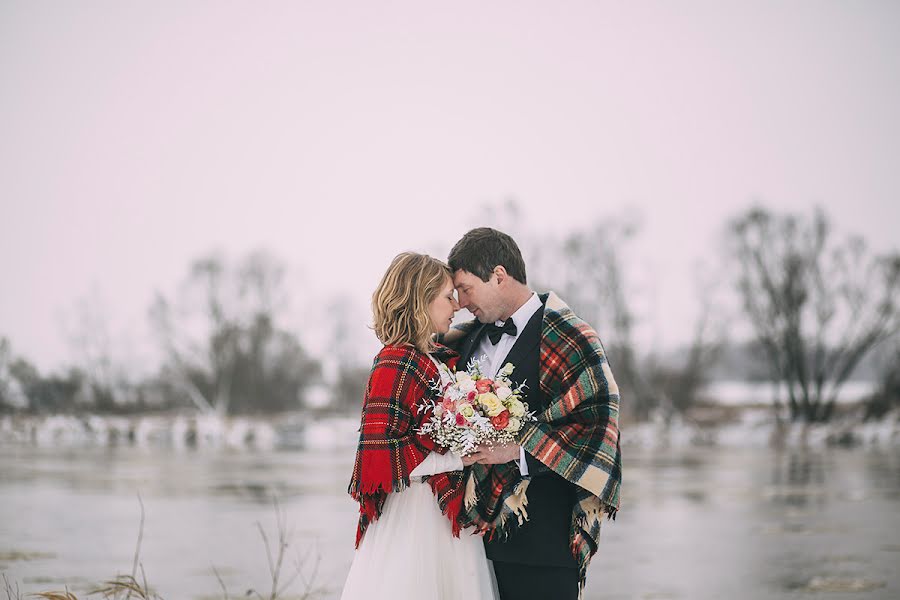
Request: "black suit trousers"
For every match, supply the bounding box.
[492,560,579,600]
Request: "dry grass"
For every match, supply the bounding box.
[2,574,21,600]
[89,574,159,600]
[243,498,323,600]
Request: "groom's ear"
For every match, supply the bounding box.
[493,265,508,285]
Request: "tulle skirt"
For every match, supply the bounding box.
[340,479,499,600]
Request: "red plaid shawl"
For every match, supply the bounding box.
[348,343,464,547]
[447,292,622,592]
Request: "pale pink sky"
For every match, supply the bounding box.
[1,1,898,372]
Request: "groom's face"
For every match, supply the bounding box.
[452,269,503,324]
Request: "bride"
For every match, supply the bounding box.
[340,252,499,600]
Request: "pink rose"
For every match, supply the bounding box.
[467,390,476,402]
[442,397,456,412]
[455,412,467,426]
[475,379,494,394]
[490,410,510,431]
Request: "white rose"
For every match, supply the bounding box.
[496,386,512,400]
[456,371,472,383]
[507,417,522,432]
[458,378,477,394]
[508,399,526,417]
[499,362,515,377]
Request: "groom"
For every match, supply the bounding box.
[444,227,622,600]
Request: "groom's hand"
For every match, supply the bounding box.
[470,443,520,465]
[461,453,480,466]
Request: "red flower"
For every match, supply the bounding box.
[467,390,477,402]
[490,410,510,430]
[475,379,494,393]
[455,412,467,426]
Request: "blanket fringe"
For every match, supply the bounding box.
[506,477,530,526]
[460,475,533,543]
[464,471,478,511]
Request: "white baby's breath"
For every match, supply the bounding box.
[417,357,536,456]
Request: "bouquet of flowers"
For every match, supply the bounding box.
[418,357,536,456]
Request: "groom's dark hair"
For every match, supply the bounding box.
[448,227,527,284]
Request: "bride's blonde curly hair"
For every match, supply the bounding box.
[372,252,451,353]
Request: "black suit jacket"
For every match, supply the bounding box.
[458,305,578,568]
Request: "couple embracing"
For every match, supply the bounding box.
[341,228,622,600]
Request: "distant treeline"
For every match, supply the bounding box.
[1,204,898,423]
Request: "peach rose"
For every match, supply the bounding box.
[475,378,494,393]
[490,410,510,431]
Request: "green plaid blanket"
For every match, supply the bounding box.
[448,292,621,590]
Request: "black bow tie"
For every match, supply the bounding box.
[485,319,517,345]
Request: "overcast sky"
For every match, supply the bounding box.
[1,1,898,373]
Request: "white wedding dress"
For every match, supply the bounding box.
[340,357,499,600]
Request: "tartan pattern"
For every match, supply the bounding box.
[347,344,464,547]
[454,292,622,591]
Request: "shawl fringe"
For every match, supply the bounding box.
[430,475,465,537]
[347,344,463,548]
[348,475,414,498]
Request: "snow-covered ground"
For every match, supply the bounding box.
[0,412,282,450]
[624,408,900,448]
[703,380,877,406]
[1,406,897,450]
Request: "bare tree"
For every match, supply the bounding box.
[0,337,84,414]
[863,338,900,420]
[466,200,724,421]
[539,216,664,420]
[645,263,728,421]
[0,337,29,410]
[325,294,372,412]
[729,206,900,422]
[60,288,144,411]
[150,250,321,415]
[150,253,237,415]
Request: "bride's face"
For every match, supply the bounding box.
[427,277,460,335]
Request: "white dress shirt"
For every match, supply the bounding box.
[469,292,542,475]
